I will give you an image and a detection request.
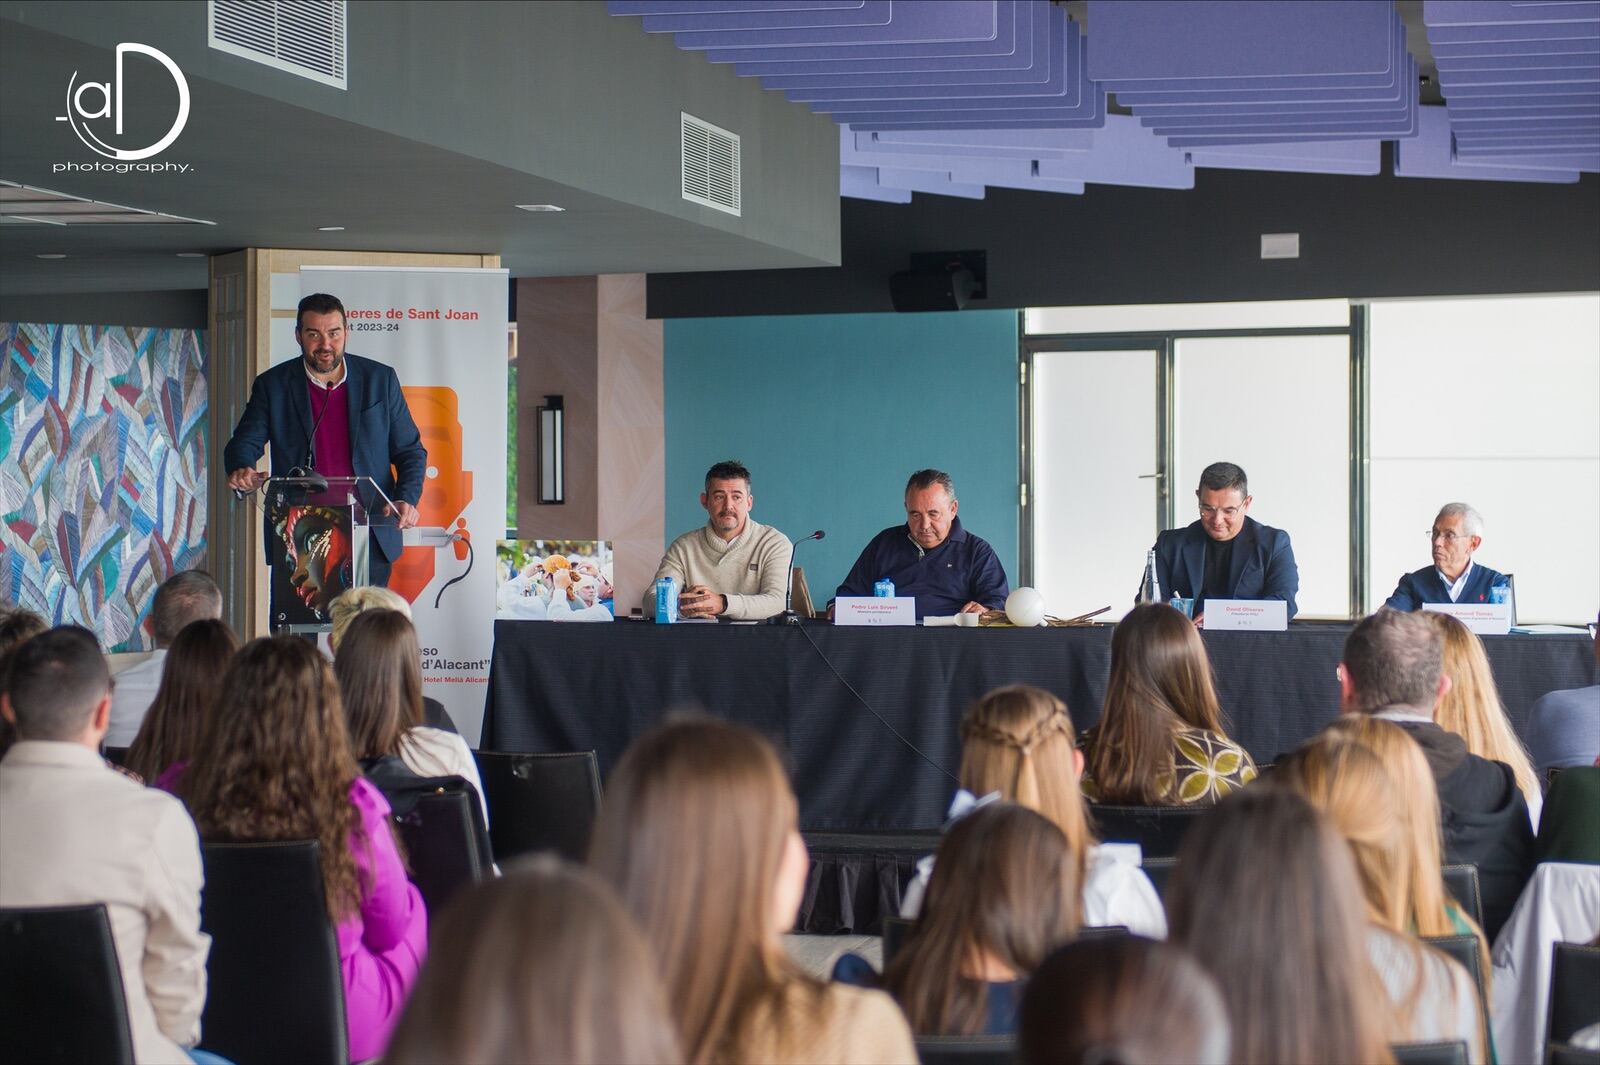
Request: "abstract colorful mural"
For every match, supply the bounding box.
[0,323,208,651]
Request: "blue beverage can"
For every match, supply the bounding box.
[1489,583,1510,606]
[874,578,895,598]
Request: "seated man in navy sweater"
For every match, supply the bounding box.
[1147,461,1299,623]
[1384,502,1508,611]
[834,469,1010,619]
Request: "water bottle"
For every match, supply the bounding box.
[874,578,895,598]
[655,576,679,624]
[1141,549,1162,604]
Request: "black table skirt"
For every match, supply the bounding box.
[484,619,1594,832]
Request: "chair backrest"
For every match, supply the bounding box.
[386,780,492,916]
[471,750,602,863]
[1547,1043,1600,1065]
[1548,942,1600,1048]
[1422,933,1489,1048]
[0,904,134,1064]
[1142,855,1178,903]
[883,914,913,967]
[1546,766,1566,790]
[1441,864,1484,929]
[1391,1041,1469,1065]
[200,840,347,1065]
[102,745,129,768]
[914,1034,1015,1065]
[1087,803,1208,859]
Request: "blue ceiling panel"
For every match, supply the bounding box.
[839,164,913,201]
[1424,2,1600,27]
[638,1,892,32]
[669,0,999,49]
[1394,107,1581,181]
[1186,141,1382,176]
[610,1,869,12]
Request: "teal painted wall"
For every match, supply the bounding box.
[663,310,1020,601]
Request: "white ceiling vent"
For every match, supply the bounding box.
[209,1,348,90]
[681,113,742,217]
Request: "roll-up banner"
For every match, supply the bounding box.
[284,266,508,744]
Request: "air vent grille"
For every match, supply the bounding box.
[209,1,348,90]
[681,113,741,216]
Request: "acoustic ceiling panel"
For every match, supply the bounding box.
[668,0,999,48]
[1186,140,1382,176]
[1395,106,1581,181]
[738,0,1044,77]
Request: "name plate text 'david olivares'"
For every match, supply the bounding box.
[1423,602,1512,636]
[834,596,918,626]
[1204,599,1289,632]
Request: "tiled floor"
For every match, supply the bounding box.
[783,933,883,979]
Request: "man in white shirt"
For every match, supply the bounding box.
[106,570,224,747]
[644,460,791,621]
[1,626,210,1064]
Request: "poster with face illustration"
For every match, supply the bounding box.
[496,540,614,622]
[269,501,366,630]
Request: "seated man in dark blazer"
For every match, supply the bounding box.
[223,292,426,588]
[1384,502,1508,611]
[1339,608,1535,940]
[1146,461,1299,622]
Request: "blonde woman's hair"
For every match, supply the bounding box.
[959,685,1094,893]
[588,718,820,1065]
[328,585,412,650]
[1420,611,1541,812]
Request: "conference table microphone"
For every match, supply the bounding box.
[771,529,825,625]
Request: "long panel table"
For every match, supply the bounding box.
[483,619,1595,832]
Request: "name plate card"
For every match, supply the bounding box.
[1422,602,1512,636]
[1204,599,1288,632]
[834,596,917,627]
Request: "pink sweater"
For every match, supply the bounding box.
[155,766,427,1061]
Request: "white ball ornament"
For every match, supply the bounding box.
[1004,587,1047,627]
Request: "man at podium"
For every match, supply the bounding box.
[223,292,426,588]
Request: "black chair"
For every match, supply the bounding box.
[1142,855,1178,903]
[0,904,134,1064]
[1422,933,1490,1048]
[1441,864,1485,929]
[1087,803,1207,859]
[1546,766,1566,790]
[386,778,493,916]
[1392,1041,1470,1065]
[1548,942,1600,1056]
[1080,925,1130,939]
[882,914,913,966]
[102,745,130,768]
[472,750,601,862]
[1548,1043,1600,1065]
[914,1034,1014,1065]
[200,840,347,1065]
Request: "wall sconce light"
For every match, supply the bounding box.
[537,394,564,504]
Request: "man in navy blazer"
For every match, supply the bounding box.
[1147,461,1299,621]
[223,292,426,587]
[1385,503,1507,611]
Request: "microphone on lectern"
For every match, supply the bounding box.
[774,529,825,625]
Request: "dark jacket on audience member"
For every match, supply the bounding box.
[1383,563,1509,612]
[836,517,1009,619]
[1149,517,1299,619]
[1536,767,1600,866]
[1389,716,1536,941]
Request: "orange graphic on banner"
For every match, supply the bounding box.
[388,386,474,604]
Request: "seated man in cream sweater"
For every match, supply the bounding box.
[645,460,791,621]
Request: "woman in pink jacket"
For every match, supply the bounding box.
[169,635,427,1061]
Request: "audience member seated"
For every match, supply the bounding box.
[1166,789,1394,1065]
[0,626,211,1064]
[876,803,1078,1036]
[1421,611,1543,829]
[1274,729,1486,1061]
[902,685,1165,938]
[1536,766,1600,866]
[329,586,458,733]
[167,635,427,1062]
[107,571,223,747]
[385,856,681,1065]
[334,608,487,827]
[1017,936,1230,1065]
[1079,603,1257,805]
[0,605,48,760]
[1525,617,1600,776]
[589,717,917,1065]
[1339,609,1535,940]
[123,620,238,784]
[1489,856,1600,1064]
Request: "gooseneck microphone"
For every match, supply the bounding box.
[775,529,825,625]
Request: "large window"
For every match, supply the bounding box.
[1368,295,1600,623]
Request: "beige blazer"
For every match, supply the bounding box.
[0,741,209,1064]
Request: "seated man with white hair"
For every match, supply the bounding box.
[1384,502,1509,611]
